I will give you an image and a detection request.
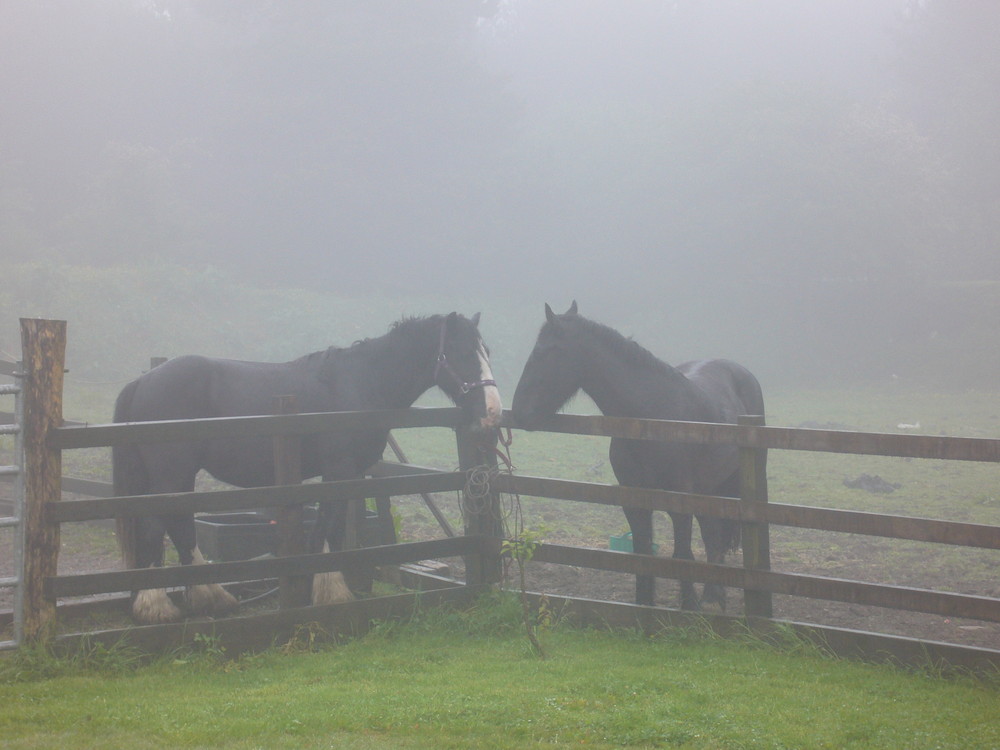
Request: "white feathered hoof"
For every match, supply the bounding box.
[312,571,355,606]
[187,583,239,617]
[132,588,184,624]
[184,547,239,617]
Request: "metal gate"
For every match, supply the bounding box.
[1,361,24,650]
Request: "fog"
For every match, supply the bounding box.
[2,1,998,388]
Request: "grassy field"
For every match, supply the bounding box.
[1,593,999,750]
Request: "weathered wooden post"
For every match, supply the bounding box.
[19,318,66,644]
[739,414,772,618]
[272,394,311,609]
[339,475,371,594]
[456,425,502,587]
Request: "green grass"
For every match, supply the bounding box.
[1,595,998,749]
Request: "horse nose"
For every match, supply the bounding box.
[479,385,503,429]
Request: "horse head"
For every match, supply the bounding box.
[434,311,503,432]
[511,301,583,430]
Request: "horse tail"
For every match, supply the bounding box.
[112,379,145,569]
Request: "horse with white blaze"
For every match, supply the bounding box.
[113,312,502,624]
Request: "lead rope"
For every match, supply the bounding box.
[460,427,525,587]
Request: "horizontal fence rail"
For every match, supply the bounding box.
[48,536,494,600]
[47,471,468,523]
[530,544,1000,623]
[52,407,465,449]
[505,412,1000,462]
[498,474,1000,550]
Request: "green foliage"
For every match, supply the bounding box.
[500,527,543,565]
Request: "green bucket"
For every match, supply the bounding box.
[608,532,659,554]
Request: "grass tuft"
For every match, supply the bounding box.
[0,637,146,683]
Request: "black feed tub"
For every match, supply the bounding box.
[195,508,380,562]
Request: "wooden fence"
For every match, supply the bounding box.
[5,318,1000,674]
[491,414,1000,673]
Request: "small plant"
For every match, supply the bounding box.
[193,631,225,657]
[279,621,328,654]
[535,593,555,634]
[502,527,546,657]
[171,632,227,666]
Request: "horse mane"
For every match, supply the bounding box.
[296,346,340,365]
[296,315,446,387]
[567,314,679,379]
[352,315,442,350]
[293,315,440,366]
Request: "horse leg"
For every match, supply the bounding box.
[697,516,727,611]
[164,515,238,617]
[311,500,354,606]
[700,472,742,610]
[623,507,655,606]
[130,516,184,624]
[669,511,700,611]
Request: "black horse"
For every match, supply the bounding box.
[511,301,765,610]
[114,312,502,624]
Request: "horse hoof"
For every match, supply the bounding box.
[701,583,727,611]
[133,588,184,624]
[187,583,239,617]
[312,571,355,606]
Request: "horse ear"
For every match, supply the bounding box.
[471,312,481,327]
[445,311,458,327]
[567,300,578,315]
[544,303,556,323]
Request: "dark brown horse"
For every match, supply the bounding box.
[511,301,764,610]
[114,313,502,623]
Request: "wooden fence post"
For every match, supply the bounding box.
[456,426,502,587]
[739,414,772,618]
[19,318,66,644]
[339,477,369,594]
[272,395,311,609]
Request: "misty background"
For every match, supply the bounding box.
[2,1,998,391]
